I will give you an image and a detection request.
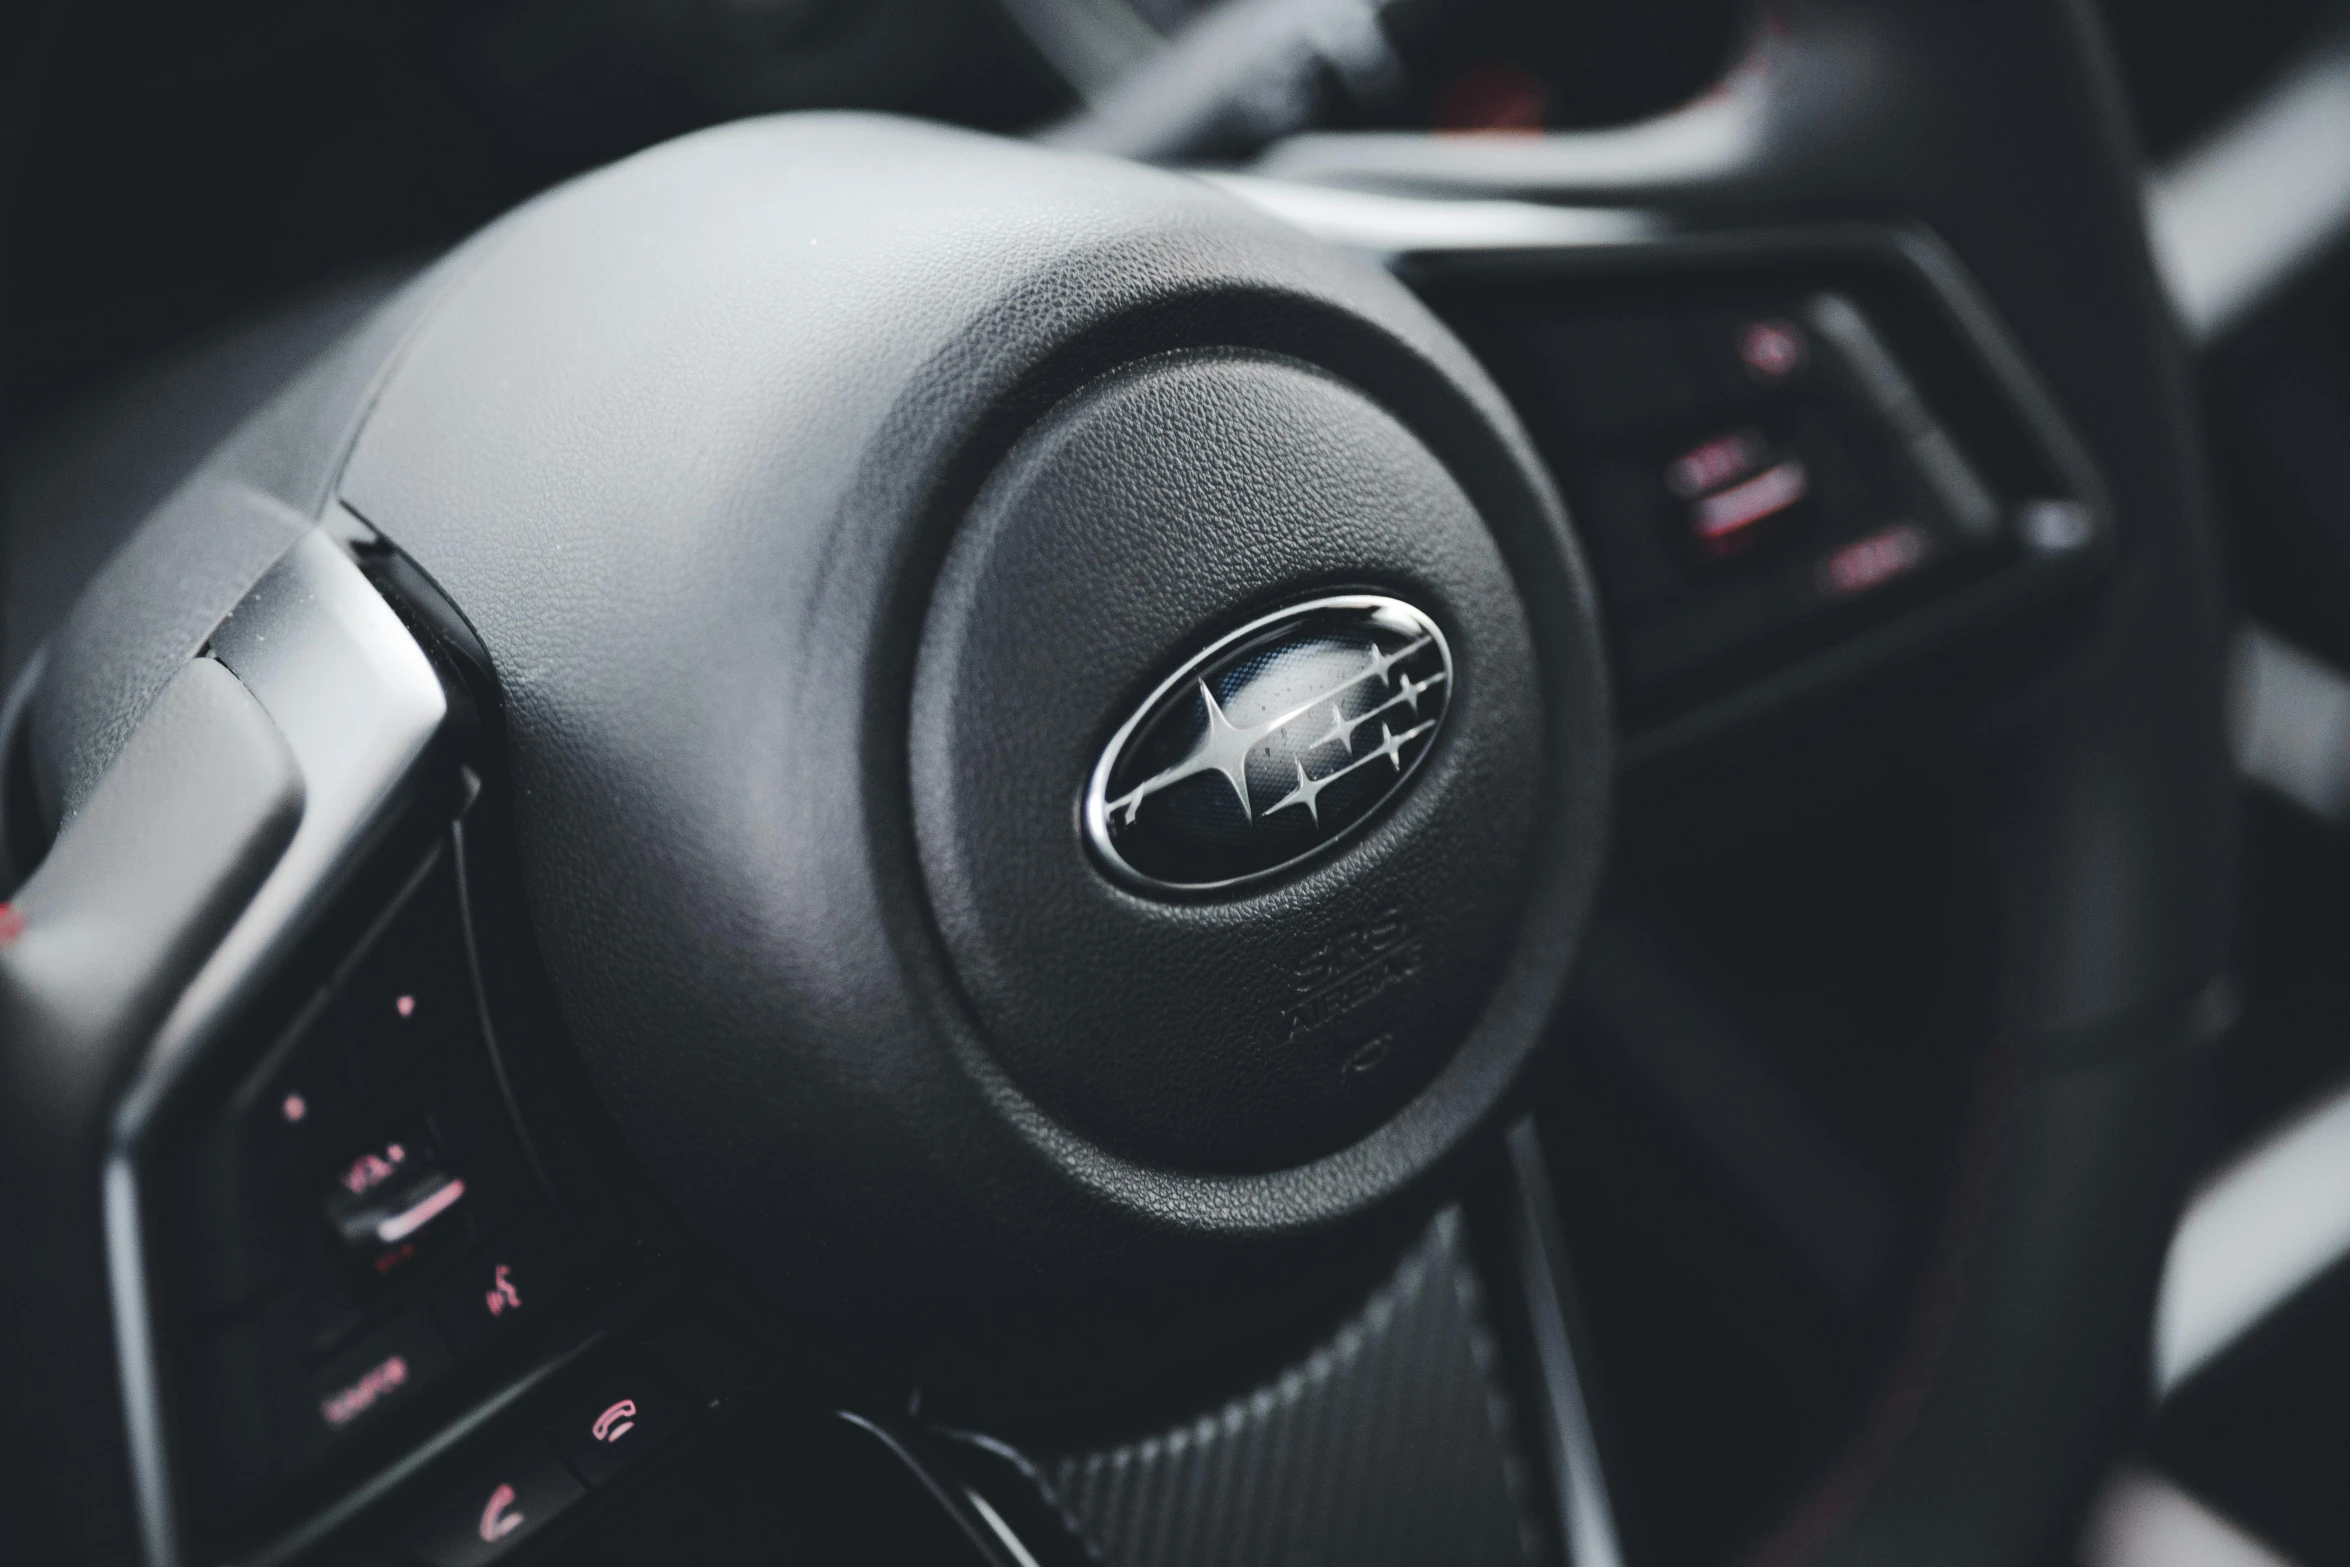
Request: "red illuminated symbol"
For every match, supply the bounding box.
[340,1141,408,1196]
[1820,522,1931,596]
[281,1092,308,1124]
[395,993,418,1020]
[320,1353,409,1428]
[1693,460,1810,552]
[478,1482,524,1543]
[1664,429,1767,500]
[0,904,25,945]
[1739,319,1808,382]
[591,1399,638,1444]
[373,1175,465,1245]
[485,1263,522,1318]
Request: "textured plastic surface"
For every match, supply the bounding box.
[1036,1208,1542,1567]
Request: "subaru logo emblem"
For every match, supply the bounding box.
[1085,595,1454,892]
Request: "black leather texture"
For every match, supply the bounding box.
[1033,1206,1544,1567]
[29,247,468,830]
[2,267,414,697]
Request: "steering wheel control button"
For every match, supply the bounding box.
[342,850,481,1093]
[549,1355,691,1485]
[432,1225,566,1354]
[1427,270,2107,728]
[302,1308,451,1452]
[1736,317,1810,384]
[321,1126,469,1291]
[406,1439,584,1567]
[1085,597,1454,892]
[1664,428,1811,563]
[1820,522,1934,598]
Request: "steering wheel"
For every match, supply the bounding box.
[0,1,2233,1564]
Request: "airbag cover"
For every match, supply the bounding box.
[334,113,1609,1361]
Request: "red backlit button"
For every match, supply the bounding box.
[549,1356,692,1486]
[302,1310,451,1451]
[320,1128,469,1290]
[1691,458,1809,552]
[1818,521,1932,598]
[1738,317,1809,383]
[1659,425,1810,563]
[405,1440,583,1567]
[432,1229,566,1355]
[1663,428,1768,501]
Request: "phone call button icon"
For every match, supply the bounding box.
[592,1399,637,1444]
[478,1483,522,1543]
[554,1357,690,1487]
[406,1440,583,1566]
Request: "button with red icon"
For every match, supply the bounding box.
[321,1125,470,1294]
[549,1354,693,1487]
[1661,427,1811,561]
[1736,316,1809,383]
[405,1439,583,1566]
[432,1227,565,1355]
[299,1309,452,1456]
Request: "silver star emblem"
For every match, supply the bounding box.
[1103,634,1444,832]
[1105,679,1261,825]
[1083,595,1456,892]
[1264,719,1436,824]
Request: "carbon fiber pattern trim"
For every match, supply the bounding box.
[1037,1207,1546,1567]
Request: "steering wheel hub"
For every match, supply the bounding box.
[328,115,1612,1357]
[913,348,1550,1171]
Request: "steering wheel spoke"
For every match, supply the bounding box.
[1217,179,2118,748]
